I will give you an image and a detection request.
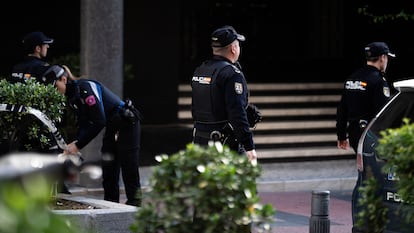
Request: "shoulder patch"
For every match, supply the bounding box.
[235,82,243,94]
[85,95,96,106]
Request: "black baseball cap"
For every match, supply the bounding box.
[211,25,245,47]
[365,42,395,58]
[23,31,54,49]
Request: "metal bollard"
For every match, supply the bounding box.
[309,190,330,233]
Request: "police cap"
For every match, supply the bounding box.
[23,31,54,49]
[365,42,396,58]
[211,25,245,47]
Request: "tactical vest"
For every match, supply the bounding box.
[191,60,232,123]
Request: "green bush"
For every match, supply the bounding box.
[0,79,66,153]
[355,170,388,233]
[130,142,275,233]
[376,118,414,223]
[0,174,81,233]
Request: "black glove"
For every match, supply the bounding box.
[246,104,262,128]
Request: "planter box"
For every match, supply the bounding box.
[53,195,137,233]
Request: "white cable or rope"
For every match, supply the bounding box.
[0,103,82,163]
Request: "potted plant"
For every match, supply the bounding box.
[130,142,275,233]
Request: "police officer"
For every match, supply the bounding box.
[10,31,54,83]
[191,25,257,163]
[336,41,395,152]
[336,41,395,233]
[6,32,62,157]
[42,65,143,206]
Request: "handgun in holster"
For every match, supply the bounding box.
[121,99,143,123]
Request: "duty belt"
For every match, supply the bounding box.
[194,129,223,141]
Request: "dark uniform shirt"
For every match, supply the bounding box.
[336,65,391,150]
[65,79,134,150]
[191,55,254,151]
[6,56,54,152]
[65,78,142,205]
[10,56,50,83]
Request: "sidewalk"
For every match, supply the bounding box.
[259,190,353,233]
[70,158,356,233]
[254,158,355,233]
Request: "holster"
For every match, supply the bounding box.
[121,99,143,124]
[246,103,262,128]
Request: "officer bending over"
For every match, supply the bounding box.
[42,65,143,206]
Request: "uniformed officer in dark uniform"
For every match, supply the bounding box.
[336,41,395,233]
[336,41,395,152]
[191,25,258,163]
[10,31,54,83]
[42,65,143,206]
[6,32,61,156]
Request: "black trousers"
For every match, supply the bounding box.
[101,119,141,206]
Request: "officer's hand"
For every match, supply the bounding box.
[337,140,349,150]
[65,141,80,155]
[246,149,258,166]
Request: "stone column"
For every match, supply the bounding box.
[79,0,123,187]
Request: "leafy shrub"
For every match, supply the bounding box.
[376,118,414,223]
[0,79,66,153]
[355,170,388,233]
[130,142,275,233]
[0,174,81,233]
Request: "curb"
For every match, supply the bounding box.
[257,177,356,192]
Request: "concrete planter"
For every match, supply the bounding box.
[53,195,137,233]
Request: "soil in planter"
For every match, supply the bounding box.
[50,198,99,210]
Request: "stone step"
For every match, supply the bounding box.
[179,95,341,105]
[178,108,336,119]
[255,120,335,130]
[167,120,336,130]
[177,82,349,160]
[257,147,354,159]
[254,133,337,144]
[178,82,344,92]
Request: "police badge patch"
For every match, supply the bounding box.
[235,82,243,94]
[85,95,97,106]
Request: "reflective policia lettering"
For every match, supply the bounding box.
[192,76,212,84]
[386,191,404,203]
[345,80,367,90]
[11,72,32,81]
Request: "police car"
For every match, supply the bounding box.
[353,78,414,233]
